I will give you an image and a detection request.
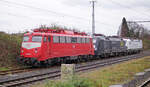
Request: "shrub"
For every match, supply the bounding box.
[0,32,23,68]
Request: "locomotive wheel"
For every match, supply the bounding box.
[66,57,72,64]
[17,57,25,64]
[61,57,67,64]
[101,54,105,58]
[83,55,88,62]
[78,56,83,62]
[22,58,28,65]
[16,56,21,63]
[77,56,82,63]
[33,61,41,67]
[63,59,67,64]
[46,59,53,66]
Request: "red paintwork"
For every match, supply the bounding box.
[20,29,94,61]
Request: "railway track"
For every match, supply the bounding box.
[139,78,150,87]
[140,80,150,87]
[0,67,34,76]
[0,51,149,87]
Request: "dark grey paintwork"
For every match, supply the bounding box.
[93,36,127,56]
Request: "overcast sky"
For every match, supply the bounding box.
[0,0,150,35]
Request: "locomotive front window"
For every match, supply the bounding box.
[23,36,29,42]
[32,36,42,42]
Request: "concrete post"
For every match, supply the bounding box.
[61,64,75,82]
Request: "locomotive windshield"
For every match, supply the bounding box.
[32,36,42,42]
[23,36,29,42]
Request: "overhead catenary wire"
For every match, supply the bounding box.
[109,0,150,20]
[0,11,34,20]
[4,0,150,32]
[0,0,116,31]
[2,12,115,34]
[1,0,150,24]
[0,11,94,32]
[0,0,113,27]
[128,21,150,23]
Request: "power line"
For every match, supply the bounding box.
[0,0,115,31]
[0,11,32,19]
[0,0,89,20]
[0,0,113,27]
[0,10,115,31]
[0,11,95,31]
[128,21,150,23]
[109,0,150,19]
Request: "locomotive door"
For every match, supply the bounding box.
[47,36,51,56]
[43,36,49,58]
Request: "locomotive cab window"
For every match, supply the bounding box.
[23,36,29,42]
[32,36,42,42]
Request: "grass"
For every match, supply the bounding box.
[80,56,150,87]
[143,38,150,50]
[0,67,10,71]
[46,77,94,87]
[32,77,95,87]
[32,56,150,87]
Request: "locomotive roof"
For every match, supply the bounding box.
[24,28,91,38]
[123,38,141,41]
[24,32,91,38]
[94,35,107,40]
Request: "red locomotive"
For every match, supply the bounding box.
[18,29,94,66]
